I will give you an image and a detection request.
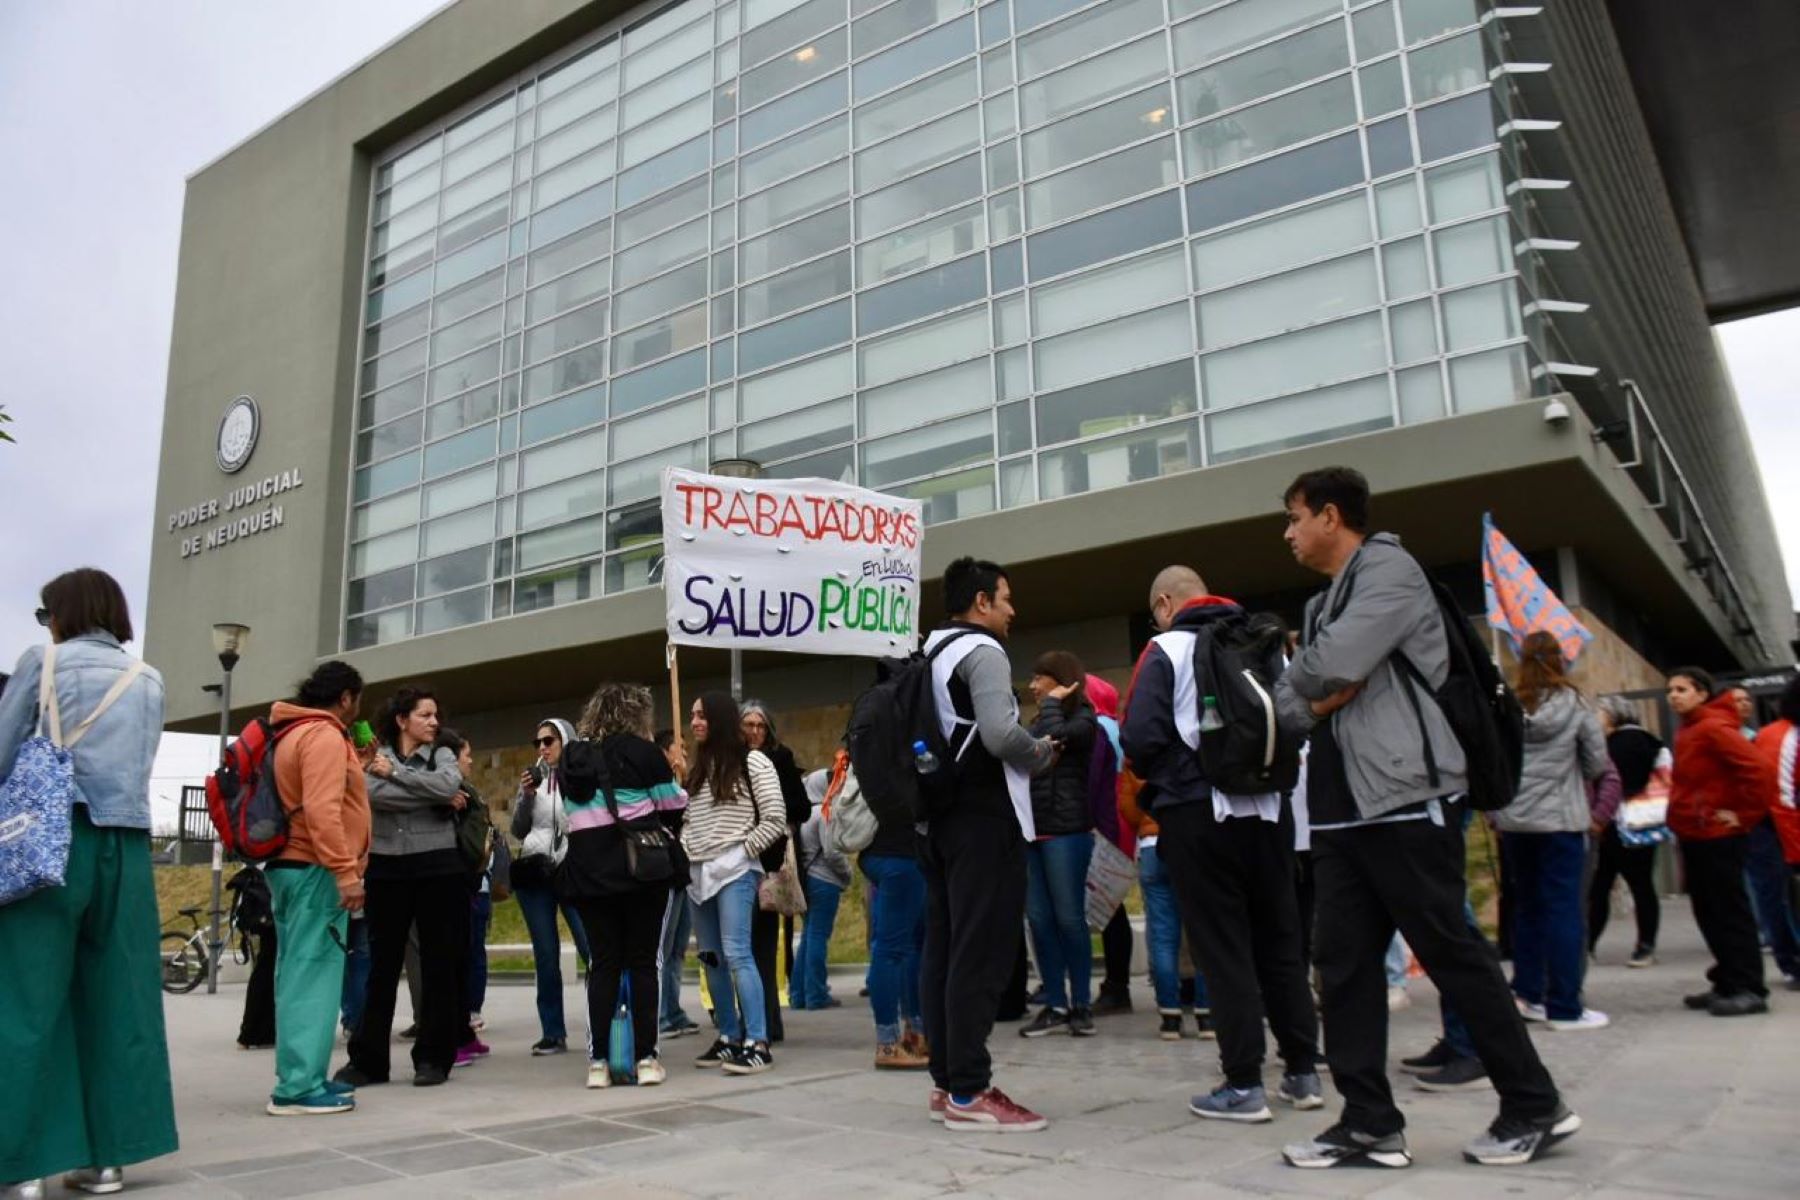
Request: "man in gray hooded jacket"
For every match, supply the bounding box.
[1271,467,1577,1172]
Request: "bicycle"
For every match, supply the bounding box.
[160,904,235,995]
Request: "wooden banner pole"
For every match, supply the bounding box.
[666,641,683,742]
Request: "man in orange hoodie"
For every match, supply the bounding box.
[265,662,373,1115]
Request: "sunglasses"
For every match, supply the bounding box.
[35,607,50,628]
[534,735,558,747]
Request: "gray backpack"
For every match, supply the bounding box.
[821,762,878,857]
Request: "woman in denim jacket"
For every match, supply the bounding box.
[0,569,176,1198]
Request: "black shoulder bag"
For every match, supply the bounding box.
[594,747,676,885]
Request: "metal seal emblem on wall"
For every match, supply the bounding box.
[216,395,259,474]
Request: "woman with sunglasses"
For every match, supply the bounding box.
[683,692,789,1075]
[509,719,592,1055]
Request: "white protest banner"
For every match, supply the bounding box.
[661,467,924,659]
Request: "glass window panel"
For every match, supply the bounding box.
[1375,175,1423,236]
[350,528,417,578]
[1382,235,1431,298]
[435,231,507,294]
[989,187,1022,239]
[524,341,608,402]
[1202,312,1386,407]
[857,153,983,237]
[1415,89,1493,162]
[741,73,847,150]
[744,0,842,66]
[425,383,500,442]
[421,504,493,559]
[1172,0,1340,66]
[1441,280,1518,351]
[429,305,503,367]
[521,383,607,446]
[860,306,989,389]
[890,464,994,525]
[1027,188,1183,280]
[366,268,432,326]
[742,27,847,108]
[378,137,441,191]
[609,440,706,505]
[356,412,423,466]
[613,181,706,253]
[613,304,708,373]
[997,343,1028,397]
[441,160,510,221]
[741,349,853,420]
[1353,2,1399,60]
[1184,131,1363,233]
[992,239,1023,290]
[422,425,494,481]
[518,472,607,530]
[1206,374,1392,462]
[861,358,991,437]
[739,299,851,373]
[605,499,662,553]
[438,196,509,258]
[370,233,435,288]
[620,96,711,168]
[353,490,420,541]
[616,133,710,208]
[858,106,982,190]
[611,348,707,415]
[534,106,615,176]
[1425,151,1503,222]
[768,444,855,481]
[984,92,1017,139]
[854,0,973,57]
[1032,244,1185,337]
[537,62,619,136]
[374,198,438,255]
[1359,56,1406,119]
[1365,114,1414,177]
[1018,0,1159,81]
[1020,36,1163,131]
[1199,251,1378,349]
[1434,215,1511,286]
[1040,419,1197,498]
[1398,360,1446,421]
[355,451,421,503]
[1400,0,1480,46]
[998,399,1030,455]
[857,206,984,293]
[447,97,512,150]
[615,216,708,287]
[622,56,710,130]
[428,343,501,400]
[1448,343,1527,412]
[347,564,415,614]
[746,0,813,31]
[857,61,978,146]
[360,376,426,430]
[345,606,412,649]
[740,251,853,324]
[990,138,1020,191]
[861,411,992,487]
[623,13,711,91]
[1025,136,1176,230]
[518,514,607,571]
[442,125,512,189]
[999,456,1034,507]
[856,253,985,335]
[1036,357,1197,447]
[743,158,851,235]
[512,558,602,615]
[740,396,855,461]
[1013,0,1084,35]
[362,308,429,363]
[1023,84,1171,178]
[1409,28,1484,103]
[1181,75,1356,177]
[1192,190,1369,288]
[1036,301,1190,391]
[739,204,850,280]
[1175,23,1349,123]
[995,291,1026,343]
[610,393,706,460]
[361,339,428,395]
[529,186,613,252]
[982,44,1013,91]
[855,16,974,100]
[527,257,611,323]
[614,260,707,328]
[522,427,606,489]
[742,116,846,196]
[1389,297,1439,362]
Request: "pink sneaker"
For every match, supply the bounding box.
[942,1088,1047,1133]
[928,1089,947,1122]
[454,1039,489,1067]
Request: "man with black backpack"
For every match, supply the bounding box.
[1272,466,1578,1170]
[1121,565,1323,1125]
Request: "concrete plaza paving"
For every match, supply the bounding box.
[108,906,1795,1199]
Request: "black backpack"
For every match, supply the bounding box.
[225,865,274,955]
[847,630,978,825]
[1188,611,1304,795]
[454,785,495,875]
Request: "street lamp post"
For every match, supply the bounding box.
[708,458,764,701]
[206,622,250,994]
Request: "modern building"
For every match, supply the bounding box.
[147,0,1794,767]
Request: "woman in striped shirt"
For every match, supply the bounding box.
[559,683,688,1088]
[682,691,789,1075]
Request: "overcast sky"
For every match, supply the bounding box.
[2,2,1796,822]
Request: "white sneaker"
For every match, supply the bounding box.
[636,1055,667,1086]
[63,1170,124,1196]
[586,1062,613,1089]
[1516,998,1548,1022]
[1546,1009,1609,1032]
[1387,986,1411,1012]
[469,1012,486,1032]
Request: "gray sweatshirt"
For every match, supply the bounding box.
[1493,688,1608,834]
[365,742,463,857]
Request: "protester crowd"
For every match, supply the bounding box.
[4,464,1798,1194]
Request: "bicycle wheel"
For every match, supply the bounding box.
[161,931,206,994]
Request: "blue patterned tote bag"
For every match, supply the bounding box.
[0,644,146,905]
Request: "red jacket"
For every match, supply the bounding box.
[1752,719,1800,864]
[1670,692,1772,841]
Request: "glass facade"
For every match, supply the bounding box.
[346,0,1555,649]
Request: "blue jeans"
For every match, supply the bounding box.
[1745,817,1800,977]
[863,855,925,1044]
[340,914,370,1035]
[467,892,492,1017]
[1025,833,1094,1010]
[692,872,767,1044]
[1504,831,1589,1020]
[791,877,844,1009]
[515,879,592,1042]
[1386,933,1410,989]
[1138,844,1184,1012]
[658,890,696,1029]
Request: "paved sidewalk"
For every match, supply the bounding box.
[110,906,1794,1198]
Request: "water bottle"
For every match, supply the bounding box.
[1198,695,1226,732]
[912,739,941,775]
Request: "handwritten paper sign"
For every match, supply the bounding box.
[1482,512,1593,664]
[661,467,925,659]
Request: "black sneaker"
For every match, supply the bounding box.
[412,1065,448,1087]
[1399,1038,1454,1075]
[1283,1122,1411,1169]
[1068,1006,1096,1037]
[1415,1056,1490,1093]
[695,1037,736,1068]
[332,1064,385,1088]
[1019,1007,1071,1038]
[532,1037,568,1056]
[1707,992,1769,1017]
[1627,946,1656,968]
[723,1041,773,1075]
[1194,1012,1216,1040]
[1091,988,1132,1016]
[1158,1013,1183,1041]
[1463,1104,1581,1165]
[1683,989,1720,1010]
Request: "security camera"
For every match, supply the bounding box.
[1542,398,1572,426]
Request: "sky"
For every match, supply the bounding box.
[1,2,1796,827]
